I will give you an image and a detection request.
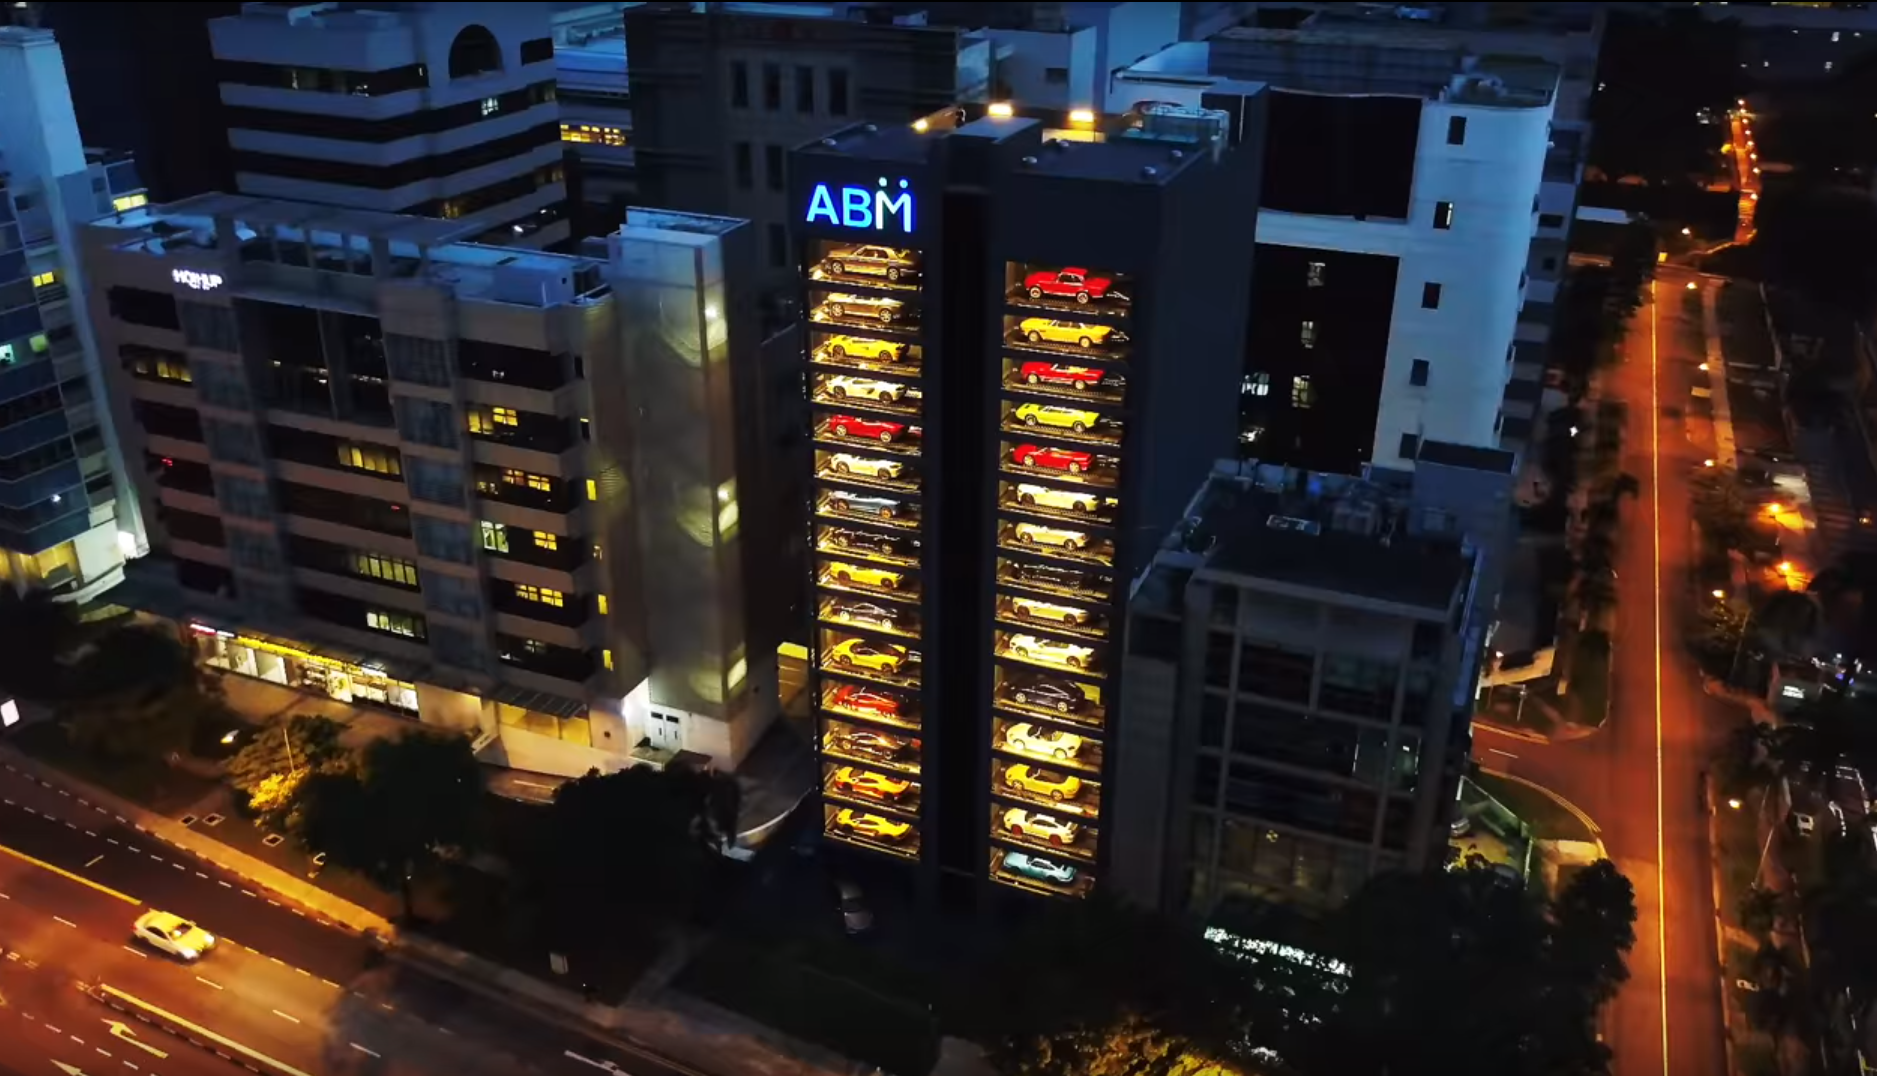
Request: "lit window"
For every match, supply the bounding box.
[366,610,419,638]
[0,344,12,366]
[586,479,599,502]
[28,334,47,354]
[592,543,603,560]
[597,594,609,615]
[31,271,57,288]
[502,468,552,492]
[479,521,510,553]
[558,123,629,147]
[352,551,418,587]
[493,407,518,426]
[1433,201,1454,230]
[340,443,399,476]
[481,96,499,118]
[532,531,558,551]
[1242,372,1270,397]
[1299,321,1317,349]
[516,583,565,608]
[522,639,548,655]
[603,648,615,670]
[1292,376,1315,409]
[1305,261,1326,288]
[111,193,148,213]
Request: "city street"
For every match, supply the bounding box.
[0,766,685,1076]
[1477,266,1731,1076]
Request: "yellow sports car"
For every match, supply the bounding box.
[833,808,913,843]
[1013,402,1100,434]
[827,561,904,590]
[823,335,905,363]
[829,636,910,674]
[1004,763,1083,802]
[1019,318,1128,349]
[829,766,912,802]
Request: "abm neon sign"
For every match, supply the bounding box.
[804,177,914,234]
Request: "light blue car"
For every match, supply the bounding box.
[1003,850,1077,886]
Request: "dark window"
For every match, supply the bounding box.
[1421,282,1442,309]
[795,65,815,112]
[1538,213,1565,229]
[1399,432,1420,460]
[457,339,567,391]
[733,143,752,190]
[1044,67,1069,85]
[1433,201,1453,229]
[230,122,557,190]
[401,164,559,220]
[147,453,212,495]
[765,144,784,191]
[762,63,781,111]
[163,508,224,547]
[1204,630,1235,689]
[277,481,411,537]
[176,558,235,595]
[1318,653,1400,720]
[108,286,180,331]
[1447,115,1467,145]
[222,81,555,144]
[519,37,553,65]
[1199,693,1227,748]
[1260,91,1421,219]
[1541,256,1559,272]
[133,400,203,442]
[1130,615,1182,662]
[730,61,749,109]
[447,25,502,80]
[767,222,787,269]
[1237,641,1314,704]
[1410,358,1430,386]
[216,60,427,97]
[828,69,849,117]
[1193,754,1222,808]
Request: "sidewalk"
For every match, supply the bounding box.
[0,742,864,1076]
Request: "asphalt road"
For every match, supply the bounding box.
[1476,269,1729,1076]
[0,766,685,1076]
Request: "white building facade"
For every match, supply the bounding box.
[211,2,569,250]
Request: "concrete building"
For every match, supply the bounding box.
[79,194,779,776]
[1116,5,1604,474]
[0,26,147,601]
[789,101,1261,904]
[551,3,640,236]
[1111,446,1515,913]
[210,2,569,250]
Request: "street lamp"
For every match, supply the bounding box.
[1713,589,1727,600]
[1681,227,1693,236]
[1728,797,1744,810]
[1687,281,1700,290]
[1704,459,1717,467]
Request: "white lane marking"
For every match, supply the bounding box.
[350,1044,382,1059]
[193,873,207,880]
[84,831,96,838]
[97,1049,112,1058]
[1487,748,1518,759]
[169,864,184,872]
[240,891,256,898]
[195,977,223,990]
[52,916,76,928]
[271,1010,300,1024]
[0,892,9,900]
[147,855,163,863]
[123,1063,137,1071]
[121,946,148,959]
[217,882,232,889]
[84,855,104,868]
[44,1024,61,1034]
[106,838,119,845]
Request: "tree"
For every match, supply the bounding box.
[1739,886,1781,940]
[1753,187,1877,328]
[1742,942,1802,1035]
[513,765,741,950]
[61,627,224,761]
[1014,1013,1254,1076]
[293,731,484,919]
[1552,859,1639,1006]
[224,714,349,822]
[1689,470,1758,555]
[0,590,89,697]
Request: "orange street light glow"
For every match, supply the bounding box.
[1704,459,1717,467]
[1712,589,1726,599]
[1068,108,1096,124]
[1778,561,1794,574]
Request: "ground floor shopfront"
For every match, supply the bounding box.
[188,623,421,715]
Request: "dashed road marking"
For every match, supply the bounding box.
[350,1044,382,1059]
[240,891,256,898]
[169,864,184,872]
[194,873,207,880]
[195,977,222,991]
[106,838,120,845]
[217,882,232,889]
[85,855,104,868]
[270,1010,299,1024]
[85,831,96,838]
[97,1048,112,1058]
[123,1063,137,1070]
[52,916,76,928]
[121,946,147,959]
[44,1024,60,1034]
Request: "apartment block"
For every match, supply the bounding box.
[80,194,776,776]
[210,2,569,249]
[0,26,147,601]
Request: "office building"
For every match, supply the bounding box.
[80,194,777,775]
[550,3,638,236]
[0,26,146,601]
[209,2,569,250]
[1110,447,1516,913]
[1117,16,1587,474]
[790,101,1261,902]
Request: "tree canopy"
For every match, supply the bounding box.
[61,627,226,761]
[224,714,350,821]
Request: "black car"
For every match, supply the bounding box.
[1005,561,1091,593]
[1004,672,1086,714]
[832,729,922,764]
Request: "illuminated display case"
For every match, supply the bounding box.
[993,664,1107,731]
[998,480,1119,524]
[803,217,932,861]
[1003,313,1131,362]
[1000,440,1119,487]
[989,845,1094,898]
[1005,261,1133,316]
[991,714,1104,775]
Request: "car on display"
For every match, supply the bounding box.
[1018,362,1120,392]
[828,453,906,481]
[827,599,900,631]
[1016,482,1099,514]
[827,561,904,590]
[828,413,909,443]
[832,808,913,844]
[1013,402,1101,434]
[133,910,217,962]
[829,765,912,803]
[1002,850,1079,886]
[1008,596,1090,627]
[1008,633,1094,670]
[828,637,910,674]
[823,527,913,560]
[1019,318,1128,349]
[1004,763,1083,802]
[827,491,904,521]
[823,335,906,363]
[1023,267,1121,305]
[1004,722,1085,760]
[1010,521,1088,551]
[1005,561,1094,594]
[1013,444,1092,475]
[825,245,919,282]
[823,294,906,323]
[1002,807,1082,846]
[824,375,908,404]
[829,727,922,764]
[1005,672,1088,714]
[829,683,906,721]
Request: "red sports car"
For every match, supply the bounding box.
[1013,444,1093,474]
[831,683,904,719]
[1018,362,1111,391]
[829,413,907,443]
[1023,268,1119,305]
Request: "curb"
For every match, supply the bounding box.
[1704,774,1743,1076]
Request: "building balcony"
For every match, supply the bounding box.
[0,460,83,512]
[483,531,587,572]
[488,586,591,629]
[495,635,597,685]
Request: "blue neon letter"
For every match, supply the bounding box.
[876,185,913,233]
[805,184,839,226]
[840,187,873,228]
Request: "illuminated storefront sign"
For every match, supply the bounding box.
[804,177,915,233]
[188,622,418,713]
[172,268,224,292]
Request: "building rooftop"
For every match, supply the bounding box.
[89,193,606,308]
[798,102,1236,185]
